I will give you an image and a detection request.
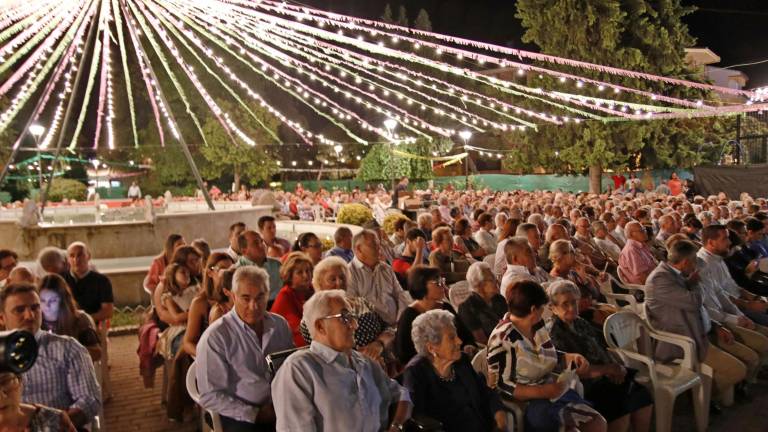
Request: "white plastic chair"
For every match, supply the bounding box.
[448,281,471,310]
[599,276,642,315]
[603,311,710,432]
[91,360,105,431]
[617,267,646,293]
[471,349,524,432]
[186,362,223,432]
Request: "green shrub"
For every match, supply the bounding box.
[336,203,374,226]
[382,212,410,236]
[48,178,87,202]
[320,237,335,252]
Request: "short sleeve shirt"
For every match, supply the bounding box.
[63,271,114,316]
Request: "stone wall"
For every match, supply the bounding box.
[1,205,273,260]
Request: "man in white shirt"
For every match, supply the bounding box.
[697,225,768,381]
[347,230,412,326]
[500,237,550,298]
[272,290,411,432]
[226,222,246,261]
[592,221,622,262]
[127,181,142,202]
[656,214,678,243]
[473,213,497,254]
[607,213,628,247]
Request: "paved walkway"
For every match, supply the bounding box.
[104,334,196,432]
[103,334,768,432]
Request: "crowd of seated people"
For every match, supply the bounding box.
[6,180,768,431]
[0,245,106,431]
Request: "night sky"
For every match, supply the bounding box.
[301,0,768,88]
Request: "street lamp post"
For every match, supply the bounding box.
[459,130,472,189]
[29,124,46,193]
[383,119,398,207]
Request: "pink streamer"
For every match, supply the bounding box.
[8,0,94,150]
[257,0,755,100]
[121,0,165,147]
[0,6,78,96]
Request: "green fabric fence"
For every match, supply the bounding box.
[281,169,693,194]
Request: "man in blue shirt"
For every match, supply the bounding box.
[272,289,411,432]
[196,266,294,431]
[0,282,101,429]
[324,226,354,263]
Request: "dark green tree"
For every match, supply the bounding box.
[357,138,449,182]
[357,144,410,183]
[396,5,409,27]
[510,0,725,192]
[413,9,433,31]
[381,4,394,24]
[198,100,280,190]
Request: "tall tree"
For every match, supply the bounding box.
[511,0,722,192]
[414,9,433,31]
[357,144,410,183]
[357,138,447,182]
[198,100,280,191]
[381,4,394,24]
[396,5,409,27]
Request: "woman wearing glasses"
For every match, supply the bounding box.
[0,372,76,431]
[394,266,475,365]
[291,232,324,265]
[298,257,394,368]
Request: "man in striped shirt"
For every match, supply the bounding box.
[0,282,101,430]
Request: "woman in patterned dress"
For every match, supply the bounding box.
[487,280,606,432]
[299,256,394,367]
[0,372,76,431]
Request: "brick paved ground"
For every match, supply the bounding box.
[104,334,197,432]
[103,334,768,432]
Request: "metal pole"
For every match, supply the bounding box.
[36,144,43,192]
[463,152,469,189]
[40,4,101,216]
[0,23,88,188]
[390,141,396,207]
[123,0,214,210]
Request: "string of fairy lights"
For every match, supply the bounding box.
[1,0,766,181]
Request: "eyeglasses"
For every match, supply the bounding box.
[320,310,358,326]
[428,277,448,287]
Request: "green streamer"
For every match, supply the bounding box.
[112,0,138,148]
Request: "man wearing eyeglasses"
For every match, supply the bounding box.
[272,290,412,432]
[196,266,294,431]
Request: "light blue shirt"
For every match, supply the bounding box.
[237,257,283,301]
[272,341,411,432]
[196,309,294,423]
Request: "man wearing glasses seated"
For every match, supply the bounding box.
[272,290,412,432]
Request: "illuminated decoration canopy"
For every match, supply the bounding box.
[1,0,766,166]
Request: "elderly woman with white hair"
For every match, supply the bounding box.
[298,256,394,365]
[403,309,507,432]
[458,262,507,344]
[546,280,653,432]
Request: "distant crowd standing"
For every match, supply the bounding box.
[4,169,768,431]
